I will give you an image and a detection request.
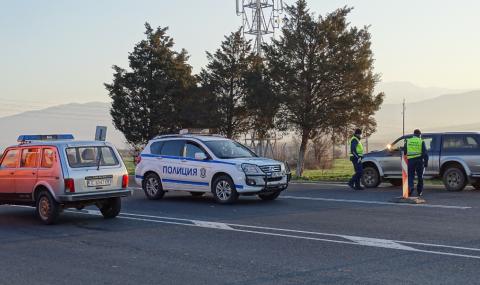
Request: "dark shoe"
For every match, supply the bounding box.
[418,192,423,197]
[348,181,355,189]
[354,186,364,191]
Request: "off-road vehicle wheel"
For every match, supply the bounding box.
[362,166,381,188]
[389,179,403,187]
[36,191,61,225]
[443,167,467,192]
[99,197,121,219]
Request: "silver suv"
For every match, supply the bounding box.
[361,132,480,191]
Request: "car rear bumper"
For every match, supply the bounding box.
[57,189,133,202]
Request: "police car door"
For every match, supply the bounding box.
[158,139,186,190]
[180,140,212,192]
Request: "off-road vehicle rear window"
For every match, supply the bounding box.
[66,146,119,168]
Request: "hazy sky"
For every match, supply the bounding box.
[0,0,479,114]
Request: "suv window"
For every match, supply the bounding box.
[390,136,435,152]
[185,142,207,159]
[160,140,185,156]
[41,148,56,168]
[150,141,164,155]
[20,148,40,168]
[442,135,479,150]
[1,149,19,168]
[66,146,119,168]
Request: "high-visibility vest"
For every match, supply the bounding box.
[406,136,423,159]
[349,136,364,157]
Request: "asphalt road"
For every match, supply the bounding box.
[2,182,480,285]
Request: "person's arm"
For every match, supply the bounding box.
[403,141,408,156]
[422,141,429,167]
[351,139,359,159]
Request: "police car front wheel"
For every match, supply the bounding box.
[212,175,238,204]
[143,173,165,200]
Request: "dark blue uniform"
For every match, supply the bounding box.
[349,137,363,189]
[404,137,429,196]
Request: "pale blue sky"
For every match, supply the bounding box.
[0,0,479,114]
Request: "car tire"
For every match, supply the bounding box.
[142,173,165,200]
[212,175,239,204]
[443,167,467,192]
[36,191,61,225]
[190,192,204,197]
[258,191,281,201]
[389,179,403,187]
[99,197,121,219]
[362,166,381,188]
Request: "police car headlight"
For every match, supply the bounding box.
[241,163,263,174]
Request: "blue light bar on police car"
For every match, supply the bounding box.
[17,134,75,142]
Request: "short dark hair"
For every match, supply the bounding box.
[414,129,421,135]
[354,128,362,135]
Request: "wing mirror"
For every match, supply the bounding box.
[194,152,207,160]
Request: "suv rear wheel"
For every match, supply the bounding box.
[36,191,60,225]
[388,179,403,187]
[99,197,121,219]
[443,167,467,192]
[212,175,239,204]
[362,166,381,188]
[142,173,165,200]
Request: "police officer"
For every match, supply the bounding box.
[404,129,429,196]
[348,128,364,190]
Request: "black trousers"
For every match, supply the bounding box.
[408,157,424,195]
[349,157,363,187]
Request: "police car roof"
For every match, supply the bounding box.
[153,134,229,142]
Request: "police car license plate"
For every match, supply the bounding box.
[270,172,283,178]
[86,176,113,187]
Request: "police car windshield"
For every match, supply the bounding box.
[204,140,256,159]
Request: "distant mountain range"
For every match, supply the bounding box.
[375,81,469,104]
[369,90,480,149]
[0,102,126,150]
[0,82,478,151]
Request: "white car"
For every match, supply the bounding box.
[135,133,291,204]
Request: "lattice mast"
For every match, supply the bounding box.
[236,0,284,55]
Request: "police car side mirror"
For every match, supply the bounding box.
[194,152,207,160]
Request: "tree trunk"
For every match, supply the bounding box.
[296,130,310,177]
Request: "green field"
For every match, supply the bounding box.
[121,155,136,175]
[293,158,353,181]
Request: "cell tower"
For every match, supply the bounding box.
[236,0,284,55]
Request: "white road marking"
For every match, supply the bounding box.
[60,208,480,260]
[192,221,233,230]
[341,236,418,251]
[281,195,472,209]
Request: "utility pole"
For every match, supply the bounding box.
[236,0,283,56]
[402,98,406,136]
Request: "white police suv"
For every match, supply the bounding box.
[135,131,291,204]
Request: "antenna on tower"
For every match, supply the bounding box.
[236,0,284,56]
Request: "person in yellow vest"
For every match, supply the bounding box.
[404,129,429,196]
[348,129,364,190]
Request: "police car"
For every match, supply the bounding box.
[0,134,131,224]
[135,130,291,204]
